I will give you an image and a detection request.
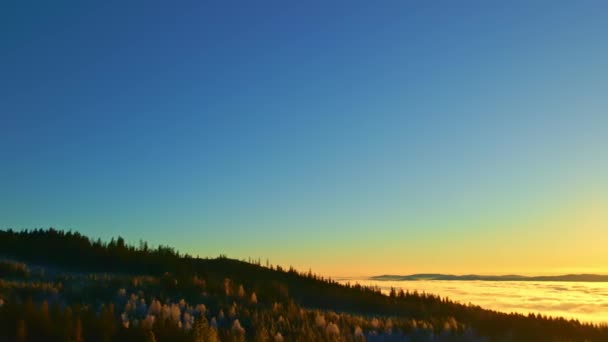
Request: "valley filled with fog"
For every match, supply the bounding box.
[339,278,608,324]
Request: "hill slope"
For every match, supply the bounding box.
[1,228,607,341]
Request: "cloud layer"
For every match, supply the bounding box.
[342,279,608,324]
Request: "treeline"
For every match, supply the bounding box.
[0,228,187,276]
[1,228,608,341]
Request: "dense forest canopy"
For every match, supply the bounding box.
[1,228,607,341]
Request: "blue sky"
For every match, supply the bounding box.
[1,1,607,275]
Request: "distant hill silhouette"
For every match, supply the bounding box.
[371,273,608,282]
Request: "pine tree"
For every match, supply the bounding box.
[74,317,83,342]
[16,319,27,342]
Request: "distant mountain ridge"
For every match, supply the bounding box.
[371,273,608,282]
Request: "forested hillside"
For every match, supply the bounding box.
[1,229,606,341]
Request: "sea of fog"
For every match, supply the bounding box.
[336,278,608,324]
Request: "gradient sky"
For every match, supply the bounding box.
[1,1,607,276]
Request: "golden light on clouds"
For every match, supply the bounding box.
[338,279,608,324]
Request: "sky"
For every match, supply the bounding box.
[1,1,607,276]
